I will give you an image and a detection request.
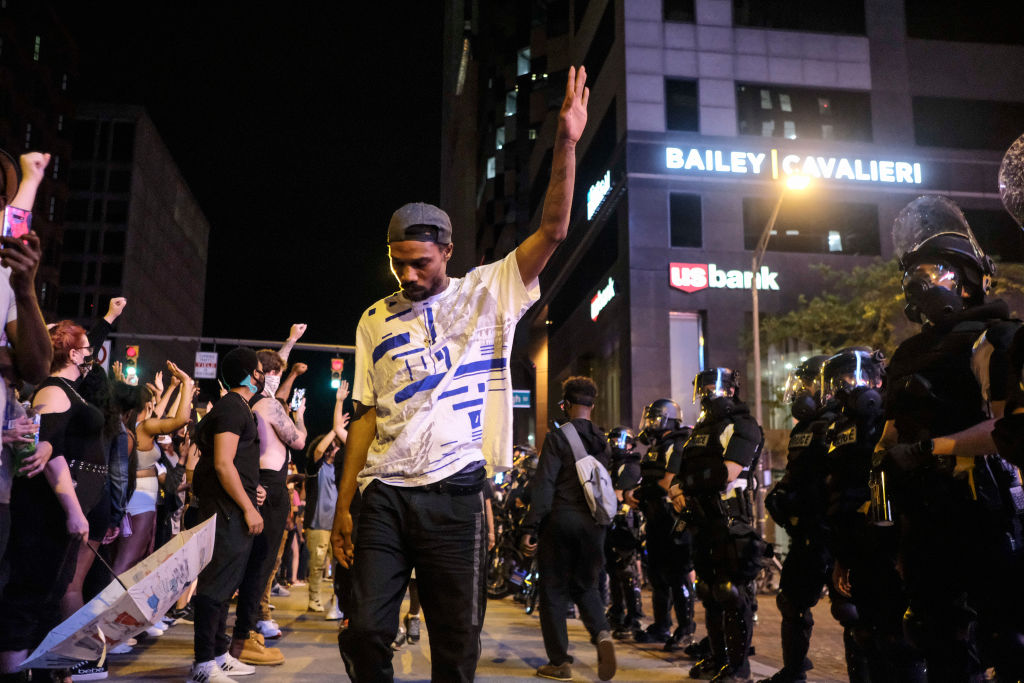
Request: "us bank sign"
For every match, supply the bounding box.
[665,146,923,185]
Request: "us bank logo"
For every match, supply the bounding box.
[670,263,780,293]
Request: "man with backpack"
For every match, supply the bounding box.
[520,376,617,682]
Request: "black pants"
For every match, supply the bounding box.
[605,550,642,627]
[338,481,486,682]
[647,541,694,638]
[537,509,610,665]
[233,469,289,640]
[194,500,254,663]
[776,537,831,674]
[0,474,80,653]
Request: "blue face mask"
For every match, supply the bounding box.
[241,373,264,394]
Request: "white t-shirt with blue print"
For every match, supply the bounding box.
[352,251,539,490]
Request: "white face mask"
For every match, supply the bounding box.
[263,373,281,396]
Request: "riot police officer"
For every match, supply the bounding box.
[821,348,925,682]
[604,427,645,639]
[876,195,1024,680]
[632,399,696,650]
[758,355,832,683]
[670,369,764,682]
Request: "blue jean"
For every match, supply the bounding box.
[338,480,487,682]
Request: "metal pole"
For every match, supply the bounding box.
[752,190,786,426]
[106,332,355,355]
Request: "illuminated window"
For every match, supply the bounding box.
[33,35,40,61]
[61,73,68,90]
[505,91,516,117]
[486,157,495,180]
[528,129,537,140]
[517,47,530,77]
[743,197,879,255]
[737,83,872,142]
[495,127,505,150]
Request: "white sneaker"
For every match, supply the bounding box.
[308,598,324,612]
[108,641,134,655]
[144,625,164,638]
[185,660,237,683]
[324,596,343,621]
[255,619,282,639]
[215,652,255,676]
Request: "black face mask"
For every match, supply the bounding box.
[843,386,883,418]
[904,278,965,325]
[702,395,734,422]
[790,394,818,422]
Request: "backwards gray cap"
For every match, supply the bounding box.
[387,202,452,245]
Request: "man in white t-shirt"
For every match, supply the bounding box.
[332,67,590,682]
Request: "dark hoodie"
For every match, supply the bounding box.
[523,418,611,531]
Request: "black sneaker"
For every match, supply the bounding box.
[664,628,696,652]
[70,659,108,681]
[634,626,671,643]
[404,614,421,643]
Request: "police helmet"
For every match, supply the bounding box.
[639,399,683,434]
[693,368,739,404]
[607,426,636,451]
[513,446,538,476]
[782,355,830,404]
[819,347,885,403]
[893,196,993,306]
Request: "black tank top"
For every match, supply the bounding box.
[37,376,107,514]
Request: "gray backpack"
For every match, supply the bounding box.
[560,422,618,525]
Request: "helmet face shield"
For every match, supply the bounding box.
[782,370,819,405]
[821,349,883,403]
[638,399,682,435]
[607,427,635,450]
[892,196,987,267]
[902,261,961,293]
[693,368,737,404]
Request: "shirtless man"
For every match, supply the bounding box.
[227,340,307,666]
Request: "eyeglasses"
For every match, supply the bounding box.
[75,346,94,355]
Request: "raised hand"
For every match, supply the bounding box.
[153,370,164,394]
[336,378,350,403]
[557,65,589,145]
[167,360,192,385]
[18,152,50,187]
[111,360,125,382]
[291,362,308,376]
[105,297,127,322]
[289,323,307,341]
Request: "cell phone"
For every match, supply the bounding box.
[290,388,305,412]
[2,206,31,240]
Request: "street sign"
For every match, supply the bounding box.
[194,351,218,379]
[513,389,531,409]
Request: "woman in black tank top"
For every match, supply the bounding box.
[0,320,107,672]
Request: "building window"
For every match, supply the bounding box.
[32,35,40,61]
[110,122,135,162]
[56,292,80,319]
[733,0,865,34]
[102,230,125,256]
[666,79,699,132]
[105,200,129,224]
[60,73,68,91]
[24,123,31,149]
[495,126,505,150]
[51,155,60,179]
[56,114,63,131]
[486,157,496,180]
[546,0,569,36]
[743,197,879,255]
[737,83,872,142]
[913,97,1024,150]
[48,196,55,221]
[905,0,1024,45]
[664,0,696,22]
[528,128,537,140]
[505,91,517,117]
[669,193,702,248]
[107,170,131,193]
[59,261,83,286]
[517,47,530,77]
[100,262,123,287]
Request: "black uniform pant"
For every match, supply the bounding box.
[194,501,255,663]
[646,539,694,638]
[537,509,609,665]
[233,468,290,640]
[692,517,760,675]
[776,536,830,675]
[605,550,642,627]
[338,481,487,683]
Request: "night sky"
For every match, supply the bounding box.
[60,1,444,346]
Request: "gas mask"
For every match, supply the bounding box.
[790,394,818,422]
[263,373,281,396]
[902,262,965,325]
[702,395,734,422]
[843,386,883,418]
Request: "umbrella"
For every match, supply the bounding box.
[21,514,217,669]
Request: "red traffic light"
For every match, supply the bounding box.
[331,358,344,372]
[126,345,138,358]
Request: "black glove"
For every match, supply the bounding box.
[883,439,934,472]
[993,413,1024,469]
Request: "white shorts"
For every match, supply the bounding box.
[125,476,159,517]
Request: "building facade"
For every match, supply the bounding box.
[445,0,1024,447]
[0,0,76,318]
[63,104,209,372]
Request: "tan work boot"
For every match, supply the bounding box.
[228,630,285,666]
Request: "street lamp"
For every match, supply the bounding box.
[751,174,810,427]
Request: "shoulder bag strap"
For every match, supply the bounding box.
[560,422,589,462]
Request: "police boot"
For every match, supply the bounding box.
[688,657,724,680]
[665,625,697,652]
[755,669,806,683]
[685,635,711,660]
[634,624,671,643]
[842,628,872,683]
[711,665,752,683]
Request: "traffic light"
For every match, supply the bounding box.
[125,345,139,386]
[330,358,344,389]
